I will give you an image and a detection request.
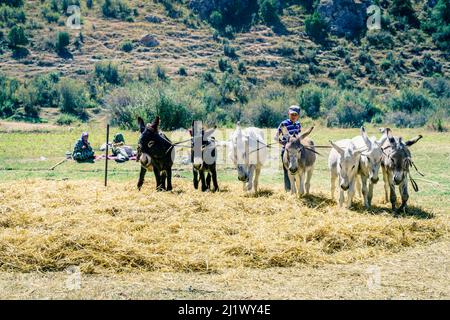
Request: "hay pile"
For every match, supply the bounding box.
[0,180,447,274]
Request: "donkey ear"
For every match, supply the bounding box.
[299,126,314,140]
[361,126,372,149]
[330,140,344,155]
[137,117,146,133]
[203,128,215,140]
[405,135,423,147]
[188,128,193,137]
[280,124,290,137]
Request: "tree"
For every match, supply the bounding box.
[305,12,328,43]
[55,31,70,54]
[389,0,419,27]
[8,26,28,48]
[259,0,280,26]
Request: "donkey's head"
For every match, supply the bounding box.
[189,121,216,168]
[137,116,170,158]
[384,130,422,185]
[283,126,314,174]
[360,126,387,184]
[330,140,361,191]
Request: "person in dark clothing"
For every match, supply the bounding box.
[72,132,95,163]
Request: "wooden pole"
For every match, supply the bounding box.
[105,124,110,187]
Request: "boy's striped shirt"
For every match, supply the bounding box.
[276,119,302,148]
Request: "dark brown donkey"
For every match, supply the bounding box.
[136,116,174,191]
[380,128,423,214]
[189,121,219,192]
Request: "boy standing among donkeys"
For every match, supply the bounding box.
[275,105,302,192]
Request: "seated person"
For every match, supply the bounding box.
[72,132,95,163]
[111,133,135,163]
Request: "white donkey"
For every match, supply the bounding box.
[353,127,388,208]
[328,139,362,208]
[229,123,267,192]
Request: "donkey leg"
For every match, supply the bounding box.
[398,179,409,214]
[254,166,261,193]
[346,181,356,209]
[166,169,173,191]
[355,177,362,199]
[211,167,219,192]
[206,172,212,191]
[154,169,162,191]
[339,189,345,208]
[193,169,199,189]
[305,167,313,195]
[361,175,369,209]
[368,182,374,208]
[137,167,147,191]
[246,166,255,192]
[382,167,389,204]
[200,171,207,192]
[290,175,296,195]
[298,172,305,196]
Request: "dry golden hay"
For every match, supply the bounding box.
[0,179,448,274]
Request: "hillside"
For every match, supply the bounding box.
[0,0,449,128]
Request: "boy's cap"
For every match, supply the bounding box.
[288,105,300,115]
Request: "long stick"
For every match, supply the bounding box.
[105,124,110,187]
[50,158,68,170]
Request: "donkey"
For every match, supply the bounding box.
[328,140,362,208]
[380,128,423,213]
[189,121,219,192]
[353,127,388,208]
[281,126,316,196]
[136,116,174,191]
[229,123,267,192]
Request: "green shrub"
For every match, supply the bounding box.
[55,31,70,54]
[365,30,394,49]
[102,0,131,20]
[0,0,24,7]
[297,84,322,119]
[209,10,223,29]
[238,61,247,75]
[178,66,187,76]
[119,40,133,52]
[326,91,380,128]
[56,113,78,125]
[0,5,26,27]
[280,67,309,87]
[30,72,60,108]
[432,25,450,51]
[8,25,27,47]
[384,111,427,128]
[0,74,20,118]
[389,0,419,27]
[423,77,450,98]
[41,5,60,23]
[389,89,433,113]
[86,0,94,9]
[224,44,238,59]
[218,57,232,72]
[258,0,280,26]
[155,64,168,81]
[421,54,442,76]
[305,12,328,43]
[58,78,90,119]
[95,61,121,85]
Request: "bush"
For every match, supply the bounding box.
[95,61,121,85]
[224,44,238,59]
[209,10,223,29]
[280,66,309,87]
[0,74,20,118]
[297,84,322,119]
[105,82,194,130]
[102,0,131,20]
[155,64,168,81]
[432,25,450,51]
[326,91,380,128]
[0,0,24,7]
[58,78,90,119]
[238,61,247,74]
[305,12,328,43]
[384,111,427,128]
[365,30,394,49]
[389,89,433,113]
[178,66,187,76]
[0,5,26,27]
[30,72,60,108]
[259,0,280,26]
[41,5,60,23]
[119,40,133,52]
[56,113,78,125]
[8,25,27,47]
[423,77,450,98]
[218,57,232,73]
[421,54,442,76]
[389,0,419,27]
[86,0,94,9]
[55,31,70,54]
